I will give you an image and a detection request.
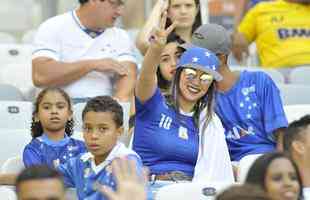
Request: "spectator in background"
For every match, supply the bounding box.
[245,152,303,200]
[23,87,86,168]
[187,24,287,163]
[32,0,137,103]
[234,0,270,27]
[284,115,310,199]
[134,13,233,186]
[16,165,65,200]
[136,0,201,55]
[232,0,310,79]
[216,184,271,200]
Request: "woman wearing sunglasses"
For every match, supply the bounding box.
[133,12,234,187]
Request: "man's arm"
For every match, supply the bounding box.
[0,174,17,185]
[274,128,286,151]
[113,61,137,102]
[32,57,128,87]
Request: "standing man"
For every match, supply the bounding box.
[32,0,137,103]
[232,0,310,79]
[186,24,288,162]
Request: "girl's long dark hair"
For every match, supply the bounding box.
[246,152,303,200]
[31,87,74,138]
[168,68,216,130]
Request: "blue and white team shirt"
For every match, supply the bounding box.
[23,134,87,168]
[133,88,199,177]
[215,71,288,161]
[57,142,142,200]
[32,10,137,98]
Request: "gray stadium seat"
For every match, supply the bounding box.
[0,32,16,43]
[290,66,310,85]
[231,66,285,84]
[278,84,310,105]
[284,104,310,123]
[0,101,32,129]
[0,84,24,101]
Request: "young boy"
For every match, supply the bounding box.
[0,96,142,200]
[57,95,143,200]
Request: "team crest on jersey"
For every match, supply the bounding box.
[53,159,60,168]
[178,126,189,140]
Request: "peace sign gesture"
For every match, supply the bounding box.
[151,11,178,49]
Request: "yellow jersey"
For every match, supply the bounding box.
[238,0,310,68]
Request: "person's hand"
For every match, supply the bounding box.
[99,158,148,200]
[151,11,178,49]
[231,32,249,63]
[93,58,129,76]
[159,0,169,12]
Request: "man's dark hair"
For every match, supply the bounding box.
[82,96,123,128]
[16,165,64,193]
[283,115,310,153]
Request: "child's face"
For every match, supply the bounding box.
[82,111,122,163]
[36,91,72,134]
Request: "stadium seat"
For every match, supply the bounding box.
[1,156,24,174]
[0,187,16,200]
[0,129,32,167]
[0,0,38,32]
[278,84,310,105]
[290,66,310,85]
[21,29,36,44]
[0,84,24,101]
[0,63,34,101]
[0,101,32,129]
[0,32,16,43]
[237,154,262,183]
[155,182,235,200]
[230,66,285,84]
[284,104,310,123]
[0,44,33,65]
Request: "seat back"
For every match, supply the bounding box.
[290,66,310,85]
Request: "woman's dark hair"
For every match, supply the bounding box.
[216,184,271,200]
[157,32,186,91]
[168,67,216,129]
[31,87,74,138]
[166,0,202,34]
[82,96,123,128]
[245,152,303,200]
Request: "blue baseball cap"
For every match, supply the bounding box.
[176,46,223,81]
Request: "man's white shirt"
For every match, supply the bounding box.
[32,10,137,98]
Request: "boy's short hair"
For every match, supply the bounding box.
[16,165,64,193]
[216,184,271,200]
[78,0,89,5]
[283,115,310,153]
[82,96,123,127]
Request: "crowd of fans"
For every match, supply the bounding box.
[0,0,309,200]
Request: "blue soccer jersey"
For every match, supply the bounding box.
[23,134,87,168]
[57,142,142,200]
[133,88,199,177]
[215,71,288,161]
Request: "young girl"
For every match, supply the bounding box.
[133,12,233,184]
[246,152,303,200]
[23,87,87,168]
[136,0,201,55]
